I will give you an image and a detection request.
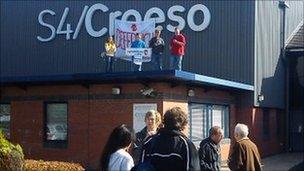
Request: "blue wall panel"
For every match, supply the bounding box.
[1,0,255,84]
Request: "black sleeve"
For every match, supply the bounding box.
[134,132,142,147]
[133,131,146,165]
[228,143,243,171]
[198,143,213,171]
[149,38,154,48]
[188,142,200,171]
[140,136,154,163]
[160,38,165,53]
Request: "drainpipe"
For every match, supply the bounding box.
[279,0,290,152]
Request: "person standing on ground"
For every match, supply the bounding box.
[169,27,186,70]
[140,107,200,171]
[149,28,165,70]
[100,124,135,171]
[131,33,147,71]
[104,36,116,72]
[133,110,162,165]
[199,126,224,171]
[228,123,262,171]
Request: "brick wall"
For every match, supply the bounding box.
[234,107,285,157]
[0,83,285,169]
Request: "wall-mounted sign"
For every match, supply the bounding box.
[37,3,211,42]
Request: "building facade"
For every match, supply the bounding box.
[0,0,303,170]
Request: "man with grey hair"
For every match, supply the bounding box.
[199,126,224,171]
[228,123,262,171]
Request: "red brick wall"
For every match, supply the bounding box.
[234,107,285,157]
[1,83,285,169]
[3,84,167,169]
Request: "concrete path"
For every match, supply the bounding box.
[221,152,304,171]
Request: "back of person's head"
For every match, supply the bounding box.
[234,123,249,139]
[164,107,188,131]
[100,124,135,171]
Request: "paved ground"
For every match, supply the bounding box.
[221,152,304,171]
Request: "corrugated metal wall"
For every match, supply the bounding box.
[254,0,303,108]
[0,0,255,84]
[285,1,304,42]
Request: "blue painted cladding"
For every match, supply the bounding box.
[0,0,255,84]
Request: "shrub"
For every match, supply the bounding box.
[0,129,24,171]
[0,130,84,171]
[24,159,85,171]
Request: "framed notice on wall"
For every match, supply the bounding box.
[133,103,157,133]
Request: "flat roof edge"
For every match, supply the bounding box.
[175,70,254,91]
[1,70,254,91]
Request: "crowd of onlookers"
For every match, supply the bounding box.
[100,107,262,171]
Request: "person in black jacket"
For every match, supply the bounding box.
[149,28,165,70]
[140,107,200,171]
[133,110,162,165]
[198,126,223,171]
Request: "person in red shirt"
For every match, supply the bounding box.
[170,27,186,70]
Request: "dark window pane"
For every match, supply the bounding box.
[189,104,229,147]
[0,104,10,139]
[45,103,67,141]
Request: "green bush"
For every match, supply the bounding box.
[0,130,84,170]
[0,129,24,171]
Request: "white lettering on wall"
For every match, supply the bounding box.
[85,3,109,37]
[37,10,56,42]
[56,8,73,40]
[37,3,211,42]
[73,5,89,39]
[121,9,142,22]
[109,11,122,36]
[187,4,211,31]
[167,5,186,32]
[144,7,165,24]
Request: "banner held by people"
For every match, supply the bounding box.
[125,48,152,64]
[114,19,155,61]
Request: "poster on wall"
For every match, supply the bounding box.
[133,103,157,132]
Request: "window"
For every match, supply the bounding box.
[189,104,229,147]
[0,104,10,139]
[44,103,68,144]
[263,108,270,140]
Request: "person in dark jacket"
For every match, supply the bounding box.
[133,110,162,165]
[149,27,165,70]
[140,107,200,171]
[199,126,224,171]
